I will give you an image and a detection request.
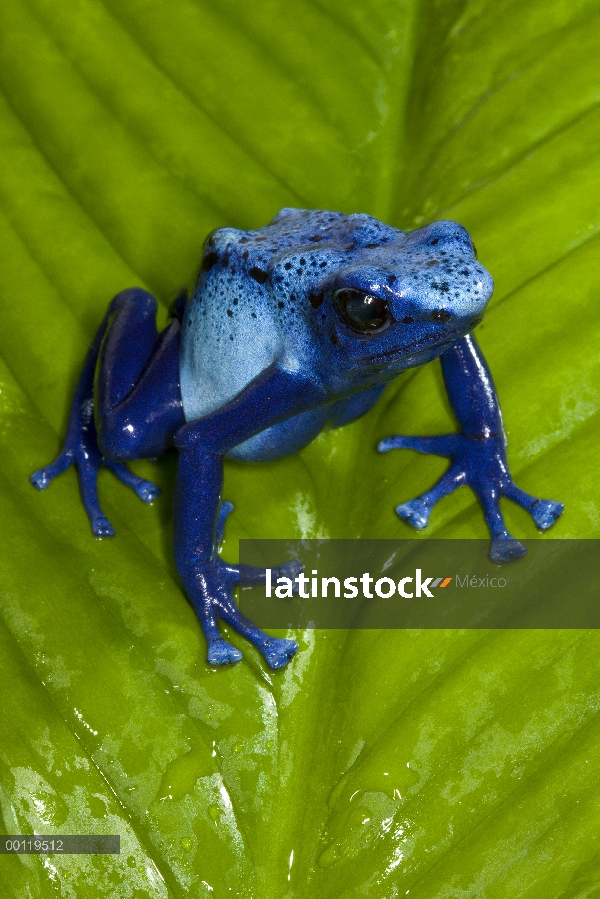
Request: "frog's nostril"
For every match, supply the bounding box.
[431,309,452,323]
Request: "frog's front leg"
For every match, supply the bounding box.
[378,334,563,561]
[174,365,327,668]
[30,288,184,535]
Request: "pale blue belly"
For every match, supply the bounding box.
[226,406,330,462]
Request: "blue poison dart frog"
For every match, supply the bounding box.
[31,208,563,669]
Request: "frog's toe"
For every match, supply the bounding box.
[104,459,160,504]
[396,498,430,529]
[490,537,526,563]
[207,639,243,667]
[502,483,565,532]
[216,500,235,546]
[30,468,52,490]
[260,637,299,669]
[30,451,74,490]
[233,558,303,589]
[136,480,161,503]
[531,499,564,530]
[395,468,465,531]
[92,514,115,538]
[378,434,457,456]
[378,436,403,453]
[274,559,304,583]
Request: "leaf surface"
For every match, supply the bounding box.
[0,0,599,896]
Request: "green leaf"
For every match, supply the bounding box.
[1,0,599,896]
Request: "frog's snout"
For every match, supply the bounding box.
[390,270,492,331]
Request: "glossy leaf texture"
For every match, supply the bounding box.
[1,0,599,896]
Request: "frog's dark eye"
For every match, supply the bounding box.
[333,289,390,333]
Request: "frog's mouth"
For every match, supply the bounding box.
[361,318,483,364]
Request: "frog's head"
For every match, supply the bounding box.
[323,220,493,384]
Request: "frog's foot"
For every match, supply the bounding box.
[31,444,160,538]
[378,433,564,563]
[104,460,160,504]
[220,561,300,669]
[187,554,300,670]
[206,638,243,667]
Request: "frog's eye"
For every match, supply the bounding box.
[333,289,391,333]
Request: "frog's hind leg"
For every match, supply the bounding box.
[31,288,184,536]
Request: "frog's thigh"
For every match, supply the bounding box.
[226,406,330,462]
[96,289,183,460]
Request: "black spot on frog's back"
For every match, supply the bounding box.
[249,267,269,284]
[202,251,219,272]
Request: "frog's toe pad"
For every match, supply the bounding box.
[531,499,564,530]
[396,499,430,530]
[93,515,115,538]
[262,637,298,670]
[136,480,161,503]
[378,436,403,453]
[208,639,243,667]
[274,560,304,583]
[30,469,51,490]
[490,537,526,563]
